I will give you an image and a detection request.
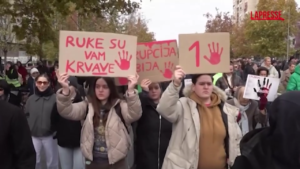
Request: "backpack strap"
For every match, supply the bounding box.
[115,103,129,133]
[84,102,129,134]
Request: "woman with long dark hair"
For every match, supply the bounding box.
[56,72,142,169]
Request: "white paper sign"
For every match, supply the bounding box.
[243,75,280,101]
[184,79,192,86]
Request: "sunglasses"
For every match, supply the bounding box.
[36,81,49,85]
[0,88,3,91]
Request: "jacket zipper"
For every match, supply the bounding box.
[157,115,162,169]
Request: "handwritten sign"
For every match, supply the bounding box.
[243,75,280,101]
[178,33,230,74]
[137,40,178,82]
[59,31,137,77]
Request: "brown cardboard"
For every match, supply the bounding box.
[59,31,137,77]
[136,40,178,83]
[178,33,230,74]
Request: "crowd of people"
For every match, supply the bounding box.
[1,56,300,169]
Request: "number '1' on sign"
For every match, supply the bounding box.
[189,41,200,67]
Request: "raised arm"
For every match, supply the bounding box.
[121,90,142,124]
[157,82,183,123]
[56,86,87,120]
[121,74,142,124]
[156,65,184,123]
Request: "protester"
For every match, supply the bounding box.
[156,66,242,169]
[25,74,59,169]
[56,72,142,169]
[261,57,279,78]
[135,79,172,169]
[271,60,281,78]
[227,86,267,136]
[232,91,300,169]
[286,64,300,91]
[216,64,243,97]
[233,63,243,79]
[5,61,21,88]
[281,62,295,89]
[16,61,28,85]
[242,60,255,82]
[256,67,269,77]
[0,79,22,106]
[51,76,85,169]
[27,68,39,96]
[0,100,36,169]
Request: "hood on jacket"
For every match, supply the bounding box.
[183,84,227,102]
[293,65,300,75]
[260,63,275,70]
[240,91,300,168]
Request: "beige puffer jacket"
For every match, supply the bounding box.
[56,87,142,164]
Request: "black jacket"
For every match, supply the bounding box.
[51,90,83,148]
[232,91,300,169]
[135,91,172,169]
[0,101,36,169]
[5,67,19,80]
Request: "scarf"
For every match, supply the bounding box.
[234,98,250,136]
[34,86,53,97]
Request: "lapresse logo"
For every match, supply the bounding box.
[250,11,284,21]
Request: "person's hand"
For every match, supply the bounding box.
[127,73,139,93]
[140,79,151,92]
[173,65,185,86]
[233,86,238,92]
[56,71,70,95]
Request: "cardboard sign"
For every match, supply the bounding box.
[178,33,230,74]
[137,40,178,82]
[59,31,137,77]
[243,75,280,101]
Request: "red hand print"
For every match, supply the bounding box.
[118,77,128,85]
[115,50,132,70]
[203,42,223,65]
[160,62,174,79]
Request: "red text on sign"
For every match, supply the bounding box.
[189,41,200,67]
[137,45,176,60]
[65,60,114,75]
[137,62,160,72]
[84,51,106,61]
[65,36,127,50]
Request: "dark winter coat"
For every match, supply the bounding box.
[135,90,172,169]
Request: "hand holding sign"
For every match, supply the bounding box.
[173,65,185,86]
[140,79,152,92]
[128,73,139,92]
[254,78,272,110]
[203,42,223,65]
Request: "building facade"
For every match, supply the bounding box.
[233,0,259,24]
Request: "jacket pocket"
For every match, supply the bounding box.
[165,151,192,169]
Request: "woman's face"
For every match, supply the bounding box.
[95,78,110,101]
[148,83,161,101]
[259,70,268,77]
[35,76,50,92]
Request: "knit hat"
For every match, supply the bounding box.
[30,68,39,74]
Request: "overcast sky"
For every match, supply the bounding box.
[137,0,300,41]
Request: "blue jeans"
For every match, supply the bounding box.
[58,146,85,169]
